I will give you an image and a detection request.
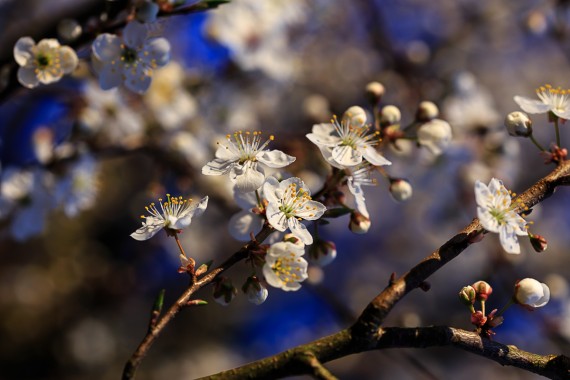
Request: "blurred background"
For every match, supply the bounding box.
[0,0,570,379]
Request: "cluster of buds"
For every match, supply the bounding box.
[459,281,502,338]
[459,278,551,338]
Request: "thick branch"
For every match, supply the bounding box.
[200,326,570,380]
[200,160,570,379]
[352,160,570,343]
[121,224,274,380]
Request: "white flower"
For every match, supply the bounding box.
[228,189,265,241]
[14,37,78,88]
[202,131,295,193]
[505,111,533,137]
[417,119,452,155]
[515,278,550,308]
[306,107,391,168]
[92,21,170,94]
[514,84,570,119]
[346,163,377,218]
[389,179,413,202]
[263,176,326,245]
[131,195,208,241]
[475,178,527,254]
[263,241,308,291]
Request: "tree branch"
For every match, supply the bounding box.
[198,160,570,379]
[121,224,275,380]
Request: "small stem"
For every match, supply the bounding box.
[481,300,486,316]
[494,298,514,319]
[173,232,187,259]
[529,134,546,152]
[255,189,263,209]
[554,117,561,147]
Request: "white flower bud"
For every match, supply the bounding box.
[283,233,305,249]
[389,179,413,202]
[308,240,337,266]
[57,19,82,42]
[380,105,401,125]
[365,81,385,104]
[342,106,367,127]
[514,278,550,308]
[349,211,371,234]
[416,101,439,121]
[505,111,532,137]
[417,119,452,155]
[244,281,268,305]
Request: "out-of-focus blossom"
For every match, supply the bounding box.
[166,131,208,165]
[348,210,371,234]
[135,0,160,23]
[417,119,452,155]
[202,131,295,193]
[514,278,550,308]
[206,0,306,81]
[79,81,144,146]
[307,107,391,168]
[54,155,99,218]
[144,62,197,130]
[92,21,170,93]
[263,176,325,245]
[14,37,78,88]
[308,239,336,267]
[380,105,401,125]
[416,101,439,122]
[242,276,268,305]
[475,178,527,254]
[365,81,385,104]
[263,241,308,291]
[131,195,208,240]
[57,19,82,42]
[514,84,570,120]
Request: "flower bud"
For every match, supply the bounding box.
[514,278,550,308]
[416,101,439,122]
[380,105,401,126]
[459,285,476,306]
[308,240,337,266]
[349,211,371,234]
[505,111,532,137]
[417,119,452,155]
[242,276,268,305]
[470,310,487,327]
[389,178,413,202]
[528,233,547,252]
[365,81,385,104]
[213,277,237,306]
[472,280,493,301]
[342,106,367,127]
[283,233,305,249]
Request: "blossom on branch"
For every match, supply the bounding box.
[475,178,527,254]
[202,131,295,193]
[92,21,170,94]
[14,37,78,88]
[263,176,325,245]
[514,278,550,309]
[417,119,452,156]
[514,84,570,119]
[263,241,308,291]
[306,106,392,168]
[131,195,208,241]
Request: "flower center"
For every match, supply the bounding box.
[489,208,506,225]
[141,194,194,226]
[271,253,303,284]
[279,183,311,218]
[223,131,274,164]
[121,46,139,65]
[536,84,570,111]
[35,53,51,69]
[331,115,380,150]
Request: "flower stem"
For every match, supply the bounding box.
[529,134,546,152]
[494,298,514,319]
[481,300,486,316]
[554,118,561,148]
[255,189,263,209]
[173,232,187,259]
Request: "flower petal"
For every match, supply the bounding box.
[295,200,326,220]
[262,176,281,205]
[361,145,391,166]
[59,46,78,74]
[230,164,265,193]
[141,38,171,67]
[98,63,123,90]
[123,21,147,48]
[17,67,39,88]
[256,149,295,168]
[202,158,235,175]
[332,145,362,166]
[124,64,152,94]
[92,34,121,62]
[228,210,263,241]
[499,225,520,254]
[13,37,35,66]
[265,202,287,231]
[288,217,313,245]
[513,96,550,114]
[131,218,164,241]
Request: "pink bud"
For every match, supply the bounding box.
[472,280,493,301]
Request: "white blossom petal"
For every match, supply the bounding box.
[288,217,313,245]
[230,164,265,193]
[331,145,362,166]
[141,38,171,67]
[228,210,263,241]
[92,34,121,62]
[256,150,295,168]
[202,158,236,175]
[361,145,391,166]
[123,21,147,48]
[513,96,551,114]
[59,46,78,73]
[14,37,35,66]
[294,200,326,220]
[17,66,39,88]
[98,63,123,90]
[130,217,164,241]
[265,201,288,231]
